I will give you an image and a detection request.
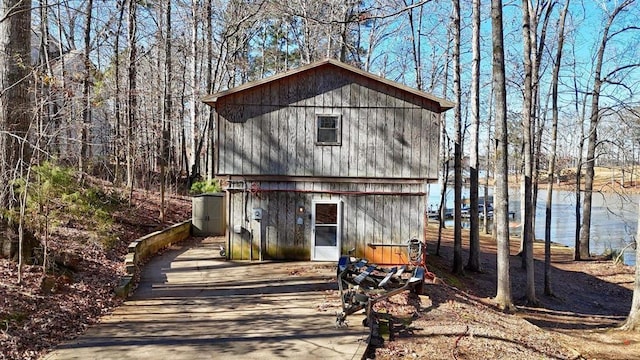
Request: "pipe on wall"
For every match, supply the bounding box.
[242,186,426,197]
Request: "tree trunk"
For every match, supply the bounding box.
[580,0,633,260]
[406,0,422,90]
[437,28,452,255]
[574,78,584,260]
[622,194,640,331]
[190,0,200,178]
[530,1,553,252]
[126,0,138,191]
[622,200,640,330]
[0,0,32,284]
[113,0,125,186]
[545,0,569,297]
[491,0,514,311]
[466,0,481,272]
[484,89,493,235]
[0,0,32,210]
[521,0,536,304]
[160,0,173,222]
[205,0,214,179]
[451,0,464,275]
[80,0,93,173]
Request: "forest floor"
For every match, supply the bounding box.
[0,184,191,360]
[371,225,639,360]
[2,172,640,359]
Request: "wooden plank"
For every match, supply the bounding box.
[232,115,241,174]
[254,112,264,174]
[430,111,439,178]
[222,111,231,174]
[290,108,300,175]
[342,195,352,255]
[217,113,226,174]
[393,95,405,178]
[332,108,341,176]
[404,106,413,178]
[318,72,328,107]
[268,99,278,175]
[309,105,317,176]
[400,194,410,257]
[349,105,358,177]
[280,107,288,175]
[382,194,391,264]
[423,109,430,177]
[273,195,282,259]
[366,88,377,177]
[423,110,438,178]
[342,84,352,174]
[361,196,372,261]
[245,111,254,174]
[371,195,380,263]
[409,109,422,176]
[304,108,311,177]
[350,82,360,107]
[387,97,395,178]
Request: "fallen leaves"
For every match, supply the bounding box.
[0,186,191,360]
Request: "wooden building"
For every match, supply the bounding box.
[202,59,453,264]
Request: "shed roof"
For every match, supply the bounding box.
[201,59,454,113]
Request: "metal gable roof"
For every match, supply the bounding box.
[201,58,454,113]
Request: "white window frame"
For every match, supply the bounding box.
[315,114,342,146]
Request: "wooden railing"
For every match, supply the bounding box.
[115,220,191,298]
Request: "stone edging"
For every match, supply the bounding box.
[115,220,192,298]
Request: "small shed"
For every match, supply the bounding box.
[191,193,225,236]
[202,59,453,264]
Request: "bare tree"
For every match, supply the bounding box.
[544,0,569,297]
[159,0,172,222]
[580,0,637,259]
[572,43,586,260]
[126,0,137,191]
[405,0,423,90]
[491,0,514,311]
[436,27,452,255]
[112,0,126,185]
[466,0,481,272]
[451,0,464,275]
[521,0,536,305]
[189,0,200,183]
[622,200,640,330]
[79,0,93,173]
[0,0,32,283]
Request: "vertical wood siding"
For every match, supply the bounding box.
[216,66,439,179]
[227,182,424,263]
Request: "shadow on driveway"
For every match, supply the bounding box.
[42,237,367,360]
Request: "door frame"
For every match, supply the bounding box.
[311,199,343,261]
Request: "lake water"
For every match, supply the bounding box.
[427,184,638,266]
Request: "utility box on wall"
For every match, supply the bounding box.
[192,193,225,236]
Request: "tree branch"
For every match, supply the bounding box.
[607,26,640,41]
[281,0,435,26]
[603,63,640,82]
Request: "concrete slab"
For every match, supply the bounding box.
[42,237,368,360]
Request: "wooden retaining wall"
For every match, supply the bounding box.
[115,220,191,298]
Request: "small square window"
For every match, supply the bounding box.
[316,115,341,145]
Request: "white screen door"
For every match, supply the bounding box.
[311,200,342,261]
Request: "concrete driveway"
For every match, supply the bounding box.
[42,237,367,360]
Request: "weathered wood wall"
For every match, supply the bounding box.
[227,181,425,264]
[216,65,440,180]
